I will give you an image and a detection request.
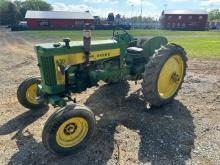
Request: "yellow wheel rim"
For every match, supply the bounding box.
[157,55,184,99]
[56,117,89,148]
[26,84,38,104]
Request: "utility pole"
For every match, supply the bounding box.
[131,4,134,18]
[140,0,143,18]
[210,3,213,11]
[164,4,168,11]
[140,0,143,28]
[131,4,134,29]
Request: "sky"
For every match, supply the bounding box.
[46,0,220,18]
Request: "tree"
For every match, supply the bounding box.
[18,0,53,18]
[107,13,114,22]
[208,9,220,21]
[0,0,19,25]
[129,16,156,23]
[0,0,8,24]
[115,14,121,19]
[0,0,53,25]
[115,14,121,24]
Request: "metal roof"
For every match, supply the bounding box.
[164,9,208,15]
[25,10,94,20]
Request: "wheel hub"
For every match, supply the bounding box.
[64,123,77,135]
[171,72,180,82]
[56,117,89,148]
[26,84,39,104]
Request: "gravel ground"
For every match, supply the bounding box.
[0,27,219,165]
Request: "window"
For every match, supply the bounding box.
[182,23,186,28]
[178,16,182,20]
[39,20,49,27]
[75,20,84,25]
[199,16,203,20]
[188,16,193,20]
[168,16,172,19]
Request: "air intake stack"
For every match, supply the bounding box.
[83,24,91,64]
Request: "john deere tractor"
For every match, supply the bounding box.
[17,27,187,155]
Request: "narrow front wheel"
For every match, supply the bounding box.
[42,104,96,156]
[17,77,46,109]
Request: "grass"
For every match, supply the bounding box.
[171,37,220,59]
[23,29,220,59]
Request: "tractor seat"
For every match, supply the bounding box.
[127,47,143,54]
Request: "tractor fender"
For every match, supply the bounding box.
[142,36,168,60]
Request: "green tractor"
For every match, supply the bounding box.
[17,27,187,155]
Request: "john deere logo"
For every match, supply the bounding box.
[97,52,110,57]
[90,52,111,59]
[56,59,66,66]
[56,59,66,75]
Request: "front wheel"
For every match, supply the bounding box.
[42,104,96,156]
[17,77,46,109]
[142,44,187,107]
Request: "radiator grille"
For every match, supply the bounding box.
[40,56,57,85]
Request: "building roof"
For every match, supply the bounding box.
[25,10,94,20]
[164,9,208,15]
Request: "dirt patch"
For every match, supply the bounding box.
[0,28,219,165]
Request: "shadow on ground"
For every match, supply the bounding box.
[0,82,195,165]
[0,107,49,165]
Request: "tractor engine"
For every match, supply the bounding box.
[35,33,122,101]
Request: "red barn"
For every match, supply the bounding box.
[25,10,94,30]
[160,9,208,31]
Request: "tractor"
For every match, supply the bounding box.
[17,27,187,155]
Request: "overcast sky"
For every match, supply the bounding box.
[46,0,220,18]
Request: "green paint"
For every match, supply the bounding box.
[34,30,169,106]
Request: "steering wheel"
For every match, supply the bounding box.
[113,27,132,42]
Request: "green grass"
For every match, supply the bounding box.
[24,29,220,59]
[170,37,220,59]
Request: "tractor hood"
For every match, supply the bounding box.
[35,39,119,57]
[34,39,121,94]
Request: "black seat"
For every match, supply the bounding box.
[127,47,143,54]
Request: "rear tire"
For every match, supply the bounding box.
[17,77,46,109]
[141,44,187,107]
[42,104,96,156]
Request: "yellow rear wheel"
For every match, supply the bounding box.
[142,44,187,107]
[157,55,184,99]
[42,104,96,156]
